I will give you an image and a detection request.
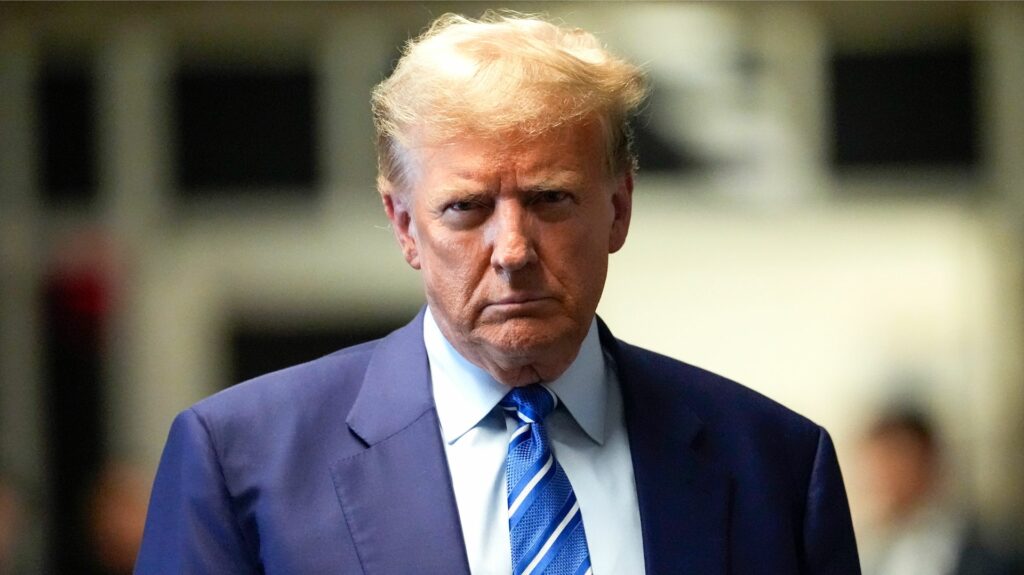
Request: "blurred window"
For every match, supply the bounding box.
[230,318,407,386]
[830,45,978,170]
[173,67,318,195]
[37,62,98,206]
[632,116,705,174]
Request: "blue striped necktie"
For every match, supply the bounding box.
[500,384,592,575]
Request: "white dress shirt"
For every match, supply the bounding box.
[425,308,646,575]
[861,502,966,575]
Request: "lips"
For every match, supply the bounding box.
[483,295,556,315]
[491,295,549,305]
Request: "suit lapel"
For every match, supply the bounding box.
[331,310,471,575]
[601,321,731,575]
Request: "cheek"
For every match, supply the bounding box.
[569,213,611,261]
[546,225,609,295]
[419,231,490,302]
[422,230,476,274]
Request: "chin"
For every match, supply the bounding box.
[475,316,580,358]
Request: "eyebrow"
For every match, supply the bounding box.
[434,186,492,199]
[426,189,491,213]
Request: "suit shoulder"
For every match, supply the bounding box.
[189,338,380,428]
[616,339,834,498]
[614,340,822,440]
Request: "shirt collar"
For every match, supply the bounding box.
[424,307,607,446]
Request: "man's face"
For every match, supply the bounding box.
[384,121,632,385]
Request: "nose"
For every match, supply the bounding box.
[490,201,537,274]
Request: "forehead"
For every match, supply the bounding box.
[411,121,607,188]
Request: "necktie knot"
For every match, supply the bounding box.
[501,384,558,423]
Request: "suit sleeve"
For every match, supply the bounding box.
[801,427,861,574]
[135,408,261,574]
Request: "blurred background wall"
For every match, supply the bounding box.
[1,2,1022,573]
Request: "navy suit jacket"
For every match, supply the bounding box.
[136,310,860,574]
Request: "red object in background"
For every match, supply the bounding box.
[44,229,119,347]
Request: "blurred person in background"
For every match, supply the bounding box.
[0,477,20,575]
[857,408,1016,575]
[136,12,859,574]
[86,463,149,575]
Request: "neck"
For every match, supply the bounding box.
[428,313,587,387]
[452,339,579,387]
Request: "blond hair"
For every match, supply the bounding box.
[372,12,648,196]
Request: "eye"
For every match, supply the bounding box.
[441,194,490,214]
[448,200,481,212]
[439,196,491,229]
[531,190,571,205]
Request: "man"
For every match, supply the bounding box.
[857,409,1016,575]
[136,13,860,574]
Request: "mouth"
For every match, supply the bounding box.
[483,295,556,315]
[492,294,550,305]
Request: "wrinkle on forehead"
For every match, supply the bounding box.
[394,120,614,213]
[420,149,592,200]
[417,116,600,153]
[419,120,603,172]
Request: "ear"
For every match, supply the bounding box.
[608,171,633,254]
[382,192,421,269]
